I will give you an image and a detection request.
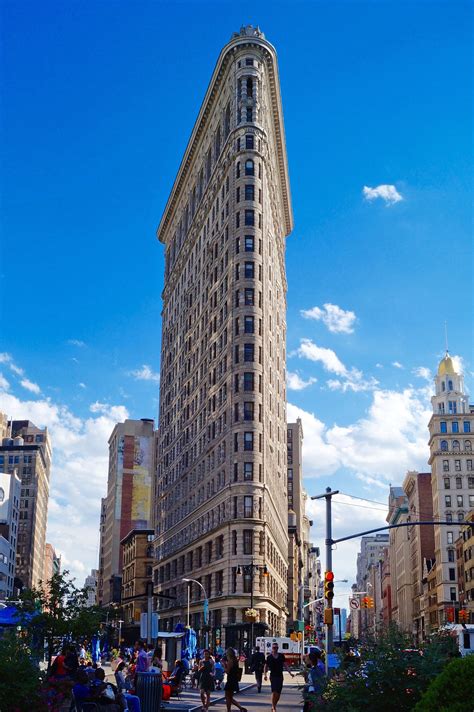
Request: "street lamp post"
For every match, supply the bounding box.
[237,560,268,653]
[182,578,209,649]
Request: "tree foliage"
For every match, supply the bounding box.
[414,654,474,712]
[323,624,460,712]
[15,569,103,668]
[0,632,45,711]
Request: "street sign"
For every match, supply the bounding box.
[140,612,159,639]
[349,598,360,610]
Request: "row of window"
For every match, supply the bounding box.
[444,475,474,487]
[0,455,34,465]
[440,421,471,433]
[235,209,261,228]
[236,185,261,203]
[443,460,473,472]
[444,495,474,507]
[439,440,471,451]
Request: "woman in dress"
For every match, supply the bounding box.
[199,649,215,711]
[223,648,247,712]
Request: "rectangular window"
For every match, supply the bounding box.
[469,495,474,507]
[244,288,255,305]
[243,372,254,391]
[469,476,474,488]
[244,210,255,226]
[244,462,253,481]
[244,316,254,333]
[244,261,254,278]
[443,460,450,472]
[245,235,254,252]
[246,58,253,66]
[457,495,463,507]
[456,476,462,488]
[244,495,253,518]
[448,549,455,562]
[236,187,240,203]
[450,587,456,601]
[233,462,238,481]
[446,512,452,522]
[245,184,255,201]
[468,460,473,471]
[464,421,471,433]
[449,401,457,414]
[246,134,254,149]
[236,211,240,228]
[234,403,239,421]
[445,496,452,507]
[452,422,459,433]
[244,432,254,451]
[449,568,456,581]
[444,478,450,489]
[440,422,447,433]
[244,344,254,362]
[244,402,254,421]
[455,460,461,472]
[234,345,239,363]
[246,106,252,122]
[447,532,453,544]
[243,529,253,554]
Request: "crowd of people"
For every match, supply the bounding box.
[45,638,321,712]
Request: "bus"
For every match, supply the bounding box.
[255,636,301,666]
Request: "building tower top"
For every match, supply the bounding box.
[432,350,468,416]
[437,351,456,377]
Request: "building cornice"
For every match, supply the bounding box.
[157,31,293,244]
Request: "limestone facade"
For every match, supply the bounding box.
[153,26,292,648]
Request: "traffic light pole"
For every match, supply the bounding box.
[312,487,339,674]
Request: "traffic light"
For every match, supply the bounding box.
[367,597,374,609]
[324,571,335,601]
[324,608,334,626]
[459,609,468,622]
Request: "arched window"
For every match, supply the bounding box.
[245,159,254,176]
[453,440,460,451]
[465,440,472,451]
[448,380,453,391]
[440,440,448,451]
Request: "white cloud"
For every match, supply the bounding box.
[296,339,347,376]
[10,363,25,376]
[130,364,160,384]
[295,339,378,392]
[363,184,403,205]
[375,363,383,369]
[301,303,357,334]
[287,372,317,391]
[0,353,12,364]
[20,378,41,394]
[291,384,432,485]
[79,383,87,389]
[0,389,129,584]
[392,361,404,369]
[413,366,432,381]
[0,373,10,391]
[451,354,464,374]
[89,401,129,421]
[68,339,86,347]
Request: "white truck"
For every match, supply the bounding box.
[440,624,474,656]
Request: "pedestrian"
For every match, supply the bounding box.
[223,648,247,712]
[199,649,215,711]
[249,645,265,692]
[263,641,295,712]
[134,641,149,673]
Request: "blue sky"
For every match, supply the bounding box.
[0,1,472,597]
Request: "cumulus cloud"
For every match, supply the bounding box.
[295,339,378,392]
[291,384,432,485]
[287,372,317,391]
[0,389,130,583]
[413,366,432,381]
[363,184,403,205]
[68,339,86,347]
[130,365,160,384]
[392,361,404,369]
[20,378,41,394]
[0,374,10,391]
[301,303,357,334]
[79,383,87,389]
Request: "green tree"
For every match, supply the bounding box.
[15,569,103,670]
[323,624,459,712]
[0,632,45,711]
[414,655,474,712]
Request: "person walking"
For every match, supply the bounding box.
[223,648,247,712]
[263,641,295,712]
[249,646,265,692]
[199,649,215,711]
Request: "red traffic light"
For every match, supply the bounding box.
[325,571,334,581]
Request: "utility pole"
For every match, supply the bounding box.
[311,487,339,670]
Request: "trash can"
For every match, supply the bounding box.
[135,671,163,712]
